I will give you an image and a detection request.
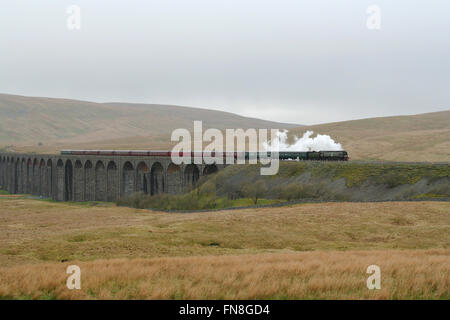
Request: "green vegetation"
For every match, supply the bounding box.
[116,191,281,211]
[241,180,268,204]
[217,161,450,188]
[276,162,307,177]
[0,189,9,195]
[116,162,449,211]
[219,162,449,198]
[272,182,335,201]
[412,193,448,199]
[310,162,450,187]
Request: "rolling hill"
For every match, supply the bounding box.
[0,93,298,153]
[0,93,448,161]
[288,111,450,162]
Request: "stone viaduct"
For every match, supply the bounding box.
[0,152,223,202]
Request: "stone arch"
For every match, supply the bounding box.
[4,157,8,192]
[26,158,32,194]
[95,161,106,201]
[107,161,118,202]
[4,157,7,191]
[13,159,19,194]
[46,159,53,198]
[84,160,95,201]
[122,161,135,197]
[4,157,8,191]
[65,160,73,201]
[5,157,9,192]
[203,164,218,176]
[10,158,14,193]
[0,157,3,186]
[5,157,10,192]
[6,157,12,192]
[32,159,39,195]
[3,157,6,190]
[184,164,199,187]
[151,162,165,195]
[7,158,13,193]
[0,157,3,189]
[167,163,182,194]
[2,157,6,191]
[0,157,3,190]
[39,159,46,197]
[74,160,84,201]
[1,157,4,190]
[56,159,64,201]
[2,157,6,190]
[6,157,9,192]
[137,162,150,195]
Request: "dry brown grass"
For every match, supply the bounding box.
[0,199,449,266]
[0,249,448,299]
[0,93,295,154]
[0,198,448,299]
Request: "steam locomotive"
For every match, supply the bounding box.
[60,150,349,161]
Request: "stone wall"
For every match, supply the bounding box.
[0,153,224,202]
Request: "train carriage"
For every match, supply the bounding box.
[61,150,349,161]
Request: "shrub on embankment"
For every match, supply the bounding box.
[116,191,283,211]
[117,162,450,210]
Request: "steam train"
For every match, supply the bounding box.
[60,150,349,161]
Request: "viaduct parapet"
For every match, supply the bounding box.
[0,153,223,202]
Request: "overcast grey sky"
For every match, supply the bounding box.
[0,0,449,125]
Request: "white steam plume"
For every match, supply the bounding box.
[264,130,343,151]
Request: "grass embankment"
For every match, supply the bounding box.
[0,189,21,198]
[117,162,450,211]
[231,161,450,189]
[309,162,449,187]
[0,198,448,299]
[116,192,283,211]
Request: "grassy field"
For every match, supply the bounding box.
[1,249,448,299]
[0,198,448,299]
